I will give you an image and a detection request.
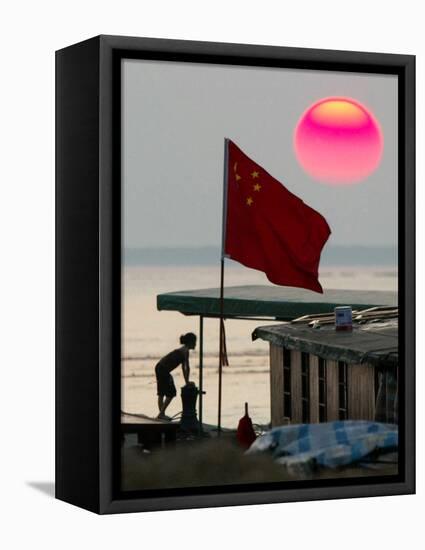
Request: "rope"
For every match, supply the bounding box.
[220,319,229,367]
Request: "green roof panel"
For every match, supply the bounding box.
[157,285,397,321]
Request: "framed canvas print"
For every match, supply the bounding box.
[56,35,415,514]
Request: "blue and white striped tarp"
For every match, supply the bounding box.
[247,421,398,468]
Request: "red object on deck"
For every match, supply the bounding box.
[225,140,331,293]
[237,403,257,448]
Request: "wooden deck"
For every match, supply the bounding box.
[121,412,176,425]
[121,412,180,448]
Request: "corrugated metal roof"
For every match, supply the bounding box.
[157,285,397,320]
[252,320,398,366]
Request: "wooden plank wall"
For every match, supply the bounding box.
[326,360,339,421]
[291,350,302,423]
[270,346,376,427]
[270,344,284,427]
[347,363,375,420]
[309,355,319,423]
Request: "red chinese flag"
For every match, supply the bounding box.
[224,140,331,293]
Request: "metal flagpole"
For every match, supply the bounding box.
[217,138,230,434]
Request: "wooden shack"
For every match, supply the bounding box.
[253,315,398,427]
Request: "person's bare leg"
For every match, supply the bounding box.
[160,396,173,415]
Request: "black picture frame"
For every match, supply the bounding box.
[56,35,415,514]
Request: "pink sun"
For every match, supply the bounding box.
[294,97,383,185]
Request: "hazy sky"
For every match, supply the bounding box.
[122,59,398,249]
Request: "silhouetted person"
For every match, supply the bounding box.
[155,332,197,420]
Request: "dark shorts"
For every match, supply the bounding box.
[155,364,177,398]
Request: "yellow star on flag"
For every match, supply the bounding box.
[253,183,261,192]
[235,174,241,181]
[251,170,260,179]
[246,197,254,206]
